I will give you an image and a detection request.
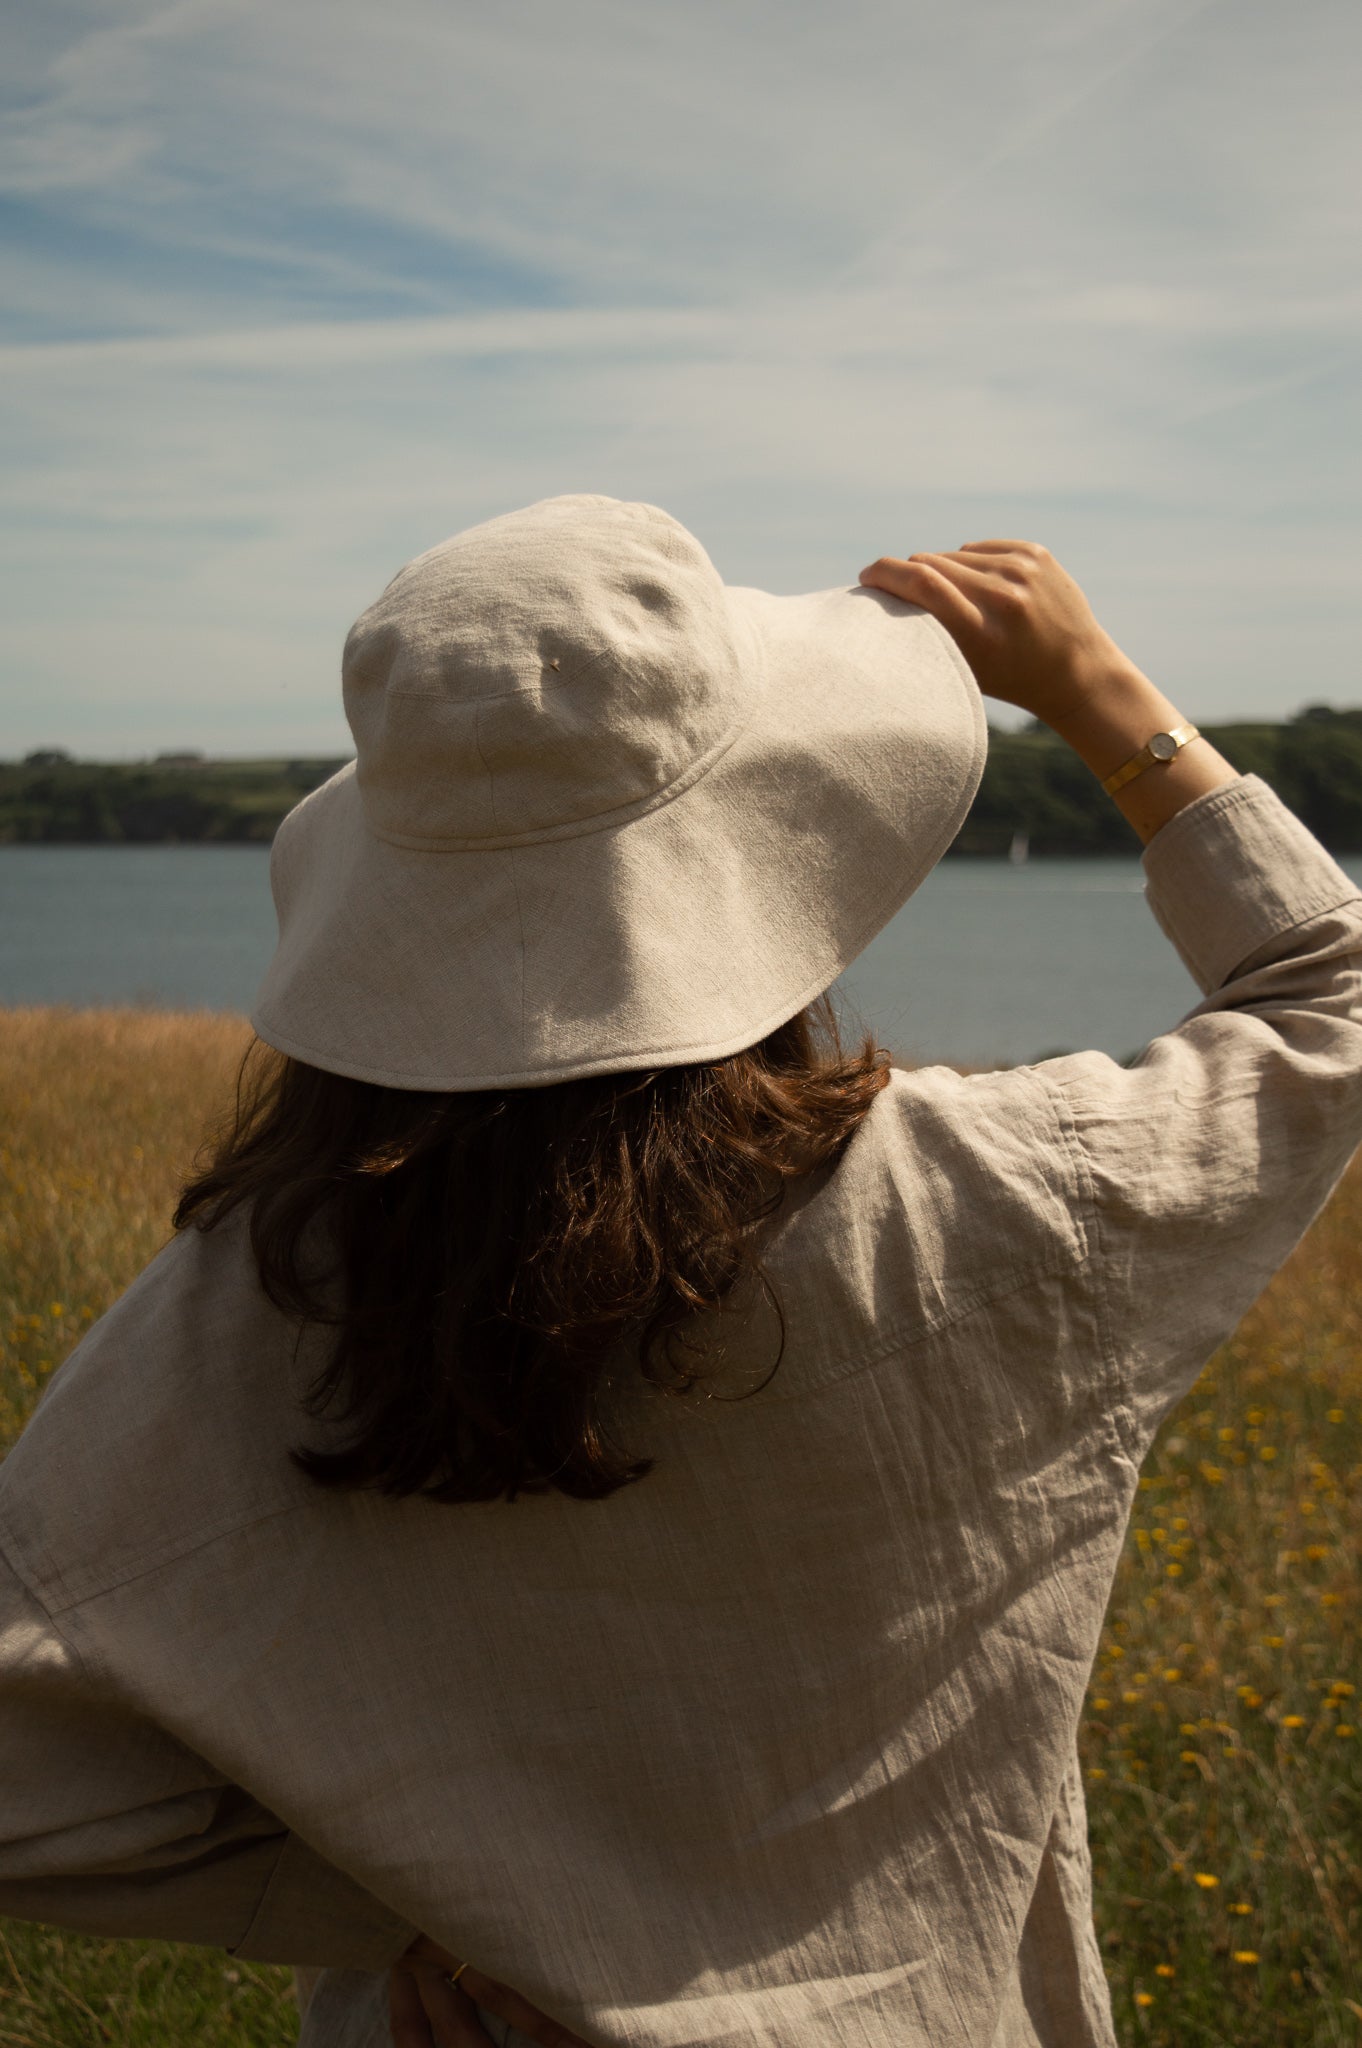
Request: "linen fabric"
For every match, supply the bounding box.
[250,493,988,1089]
[1,776,1361,2048]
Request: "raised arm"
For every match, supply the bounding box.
[861,541,1362,1447]
[858,538,1238,843]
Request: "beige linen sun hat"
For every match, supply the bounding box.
[251,493,987,1090]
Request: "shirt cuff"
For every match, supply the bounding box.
[230,1831,418,1970]
[1140,773,1362,995]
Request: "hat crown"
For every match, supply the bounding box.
[343,495,754,847]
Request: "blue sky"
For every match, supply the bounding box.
[2,0,1358,756]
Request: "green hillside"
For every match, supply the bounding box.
[0,755,349,846]
[3,708,1360,855]
[953,708,1362,856]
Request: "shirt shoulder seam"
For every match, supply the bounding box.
[761,1067,1096,1399]
[0,1492,311,1618]
[0,1518,101,1674]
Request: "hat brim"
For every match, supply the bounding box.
[250,586,986,1090]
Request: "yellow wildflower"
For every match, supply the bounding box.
[1280,1715,1305,1729]
[1193,1873,1218,1889]
[1154,1964,1175,1979]
[1134,1991,1154,2008]
[1232,1951,1260,1965]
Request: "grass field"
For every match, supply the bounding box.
[0,1007,1357,2047]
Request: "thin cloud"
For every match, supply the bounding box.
[1,0,1359,755]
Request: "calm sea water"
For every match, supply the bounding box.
[3,844,1359,1069]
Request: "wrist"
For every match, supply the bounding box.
[1045,663,1240,846]
[1046,661,1180,784]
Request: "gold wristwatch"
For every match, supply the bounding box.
[1100,722,1200,796]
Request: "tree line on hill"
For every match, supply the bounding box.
[3,708,1361,855]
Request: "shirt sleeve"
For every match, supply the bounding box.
[1038,774,1362,1456]
[0,1546,417,1969]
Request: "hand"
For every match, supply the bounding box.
[858,540,1143,729]
[860,539,1241,841]
[389,1936,592,2048]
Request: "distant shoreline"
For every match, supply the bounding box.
[5,710,1361,856]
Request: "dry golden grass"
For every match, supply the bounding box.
[0,1007,1357,2046]
[0,1008,251,1447]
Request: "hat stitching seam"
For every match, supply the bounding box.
[367,675,764,853]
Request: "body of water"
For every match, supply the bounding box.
[3,843,1359,1069]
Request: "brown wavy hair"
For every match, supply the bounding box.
[174,996,889,1503]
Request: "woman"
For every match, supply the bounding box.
[1,495,1359,2048]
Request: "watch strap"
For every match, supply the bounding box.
[1101,722,1201,797]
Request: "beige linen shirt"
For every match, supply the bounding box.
[2,774,1361,2048]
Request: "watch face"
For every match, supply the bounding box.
[1148,731,1178,760]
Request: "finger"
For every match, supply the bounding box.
[857,553,917,598]
[956,538,1047,557]
[416,1971,497,2048]
[462,1968,594,2048]
[925,548,1027,568]
[863,550,1007,597]
[906,551,1021,603]
[858,557,985,641]
[390,1964,438,2048]
[913,550,1040,591]
[398,1934,463,1975]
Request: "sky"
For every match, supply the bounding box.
[2,0,1359,757]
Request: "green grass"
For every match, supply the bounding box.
[0,1922,297,2048]
[0,1008,1358,2045]
[1078,1172,1362,2044]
